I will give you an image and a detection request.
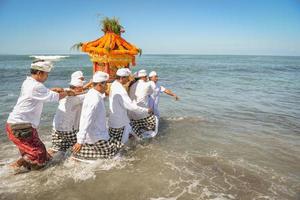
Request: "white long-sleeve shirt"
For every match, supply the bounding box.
[77,88,110,144]
[7,76,59,128]
[108,80,148,128]
[148,81,166,118]
[128,79,155,120]
[53,94,85,132]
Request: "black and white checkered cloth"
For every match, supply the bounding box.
[130,115,156,137]
[73,138,123,160]
[109,127,124,143]
[51,129,78,152]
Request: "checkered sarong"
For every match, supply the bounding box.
[73,138,123,160]
[51,129,77,152]
[109,127,124,143]
[130,115,156,137]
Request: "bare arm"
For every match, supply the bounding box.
[51,87,65,93]
[52,89,76,100]
[50,88,66,100]
[164,89,179,100]
[83,79,93,90]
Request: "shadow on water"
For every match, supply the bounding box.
[157,118,170,136]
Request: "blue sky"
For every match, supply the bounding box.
[0,0,299,55]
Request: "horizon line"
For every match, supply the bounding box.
[0,53,299,57]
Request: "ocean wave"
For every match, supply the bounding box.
[29,55,69,61]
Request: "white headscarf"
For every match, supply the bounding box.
[116,68,131,77]
[30,60,53,72]
[93,71,109,83]
[137,69,147,77]
[71,71,84,80]
[149,71,157,77]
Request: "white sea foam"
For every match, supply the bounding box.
[0,154,134,195]
[207,150,219,157]
[151,180,236,200]
[29,55,69,61]
[200,187,236,200]
[165,116,207,122]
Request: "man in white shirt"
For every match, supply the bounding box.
[148,71,179,118]
[108,68,151,143]
[72,72,122,160]
[49,77,85,156]
[6,60,69,170]
[128,69,157,137]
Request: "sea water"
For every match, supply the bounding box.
[0,55,299,200]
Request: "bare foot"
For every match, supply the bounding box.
[9,161,21,169]
[9,158,25,169]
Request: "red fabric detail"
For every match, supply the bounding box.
[104,63,110,75]
[93,62,101,73]
[6,123,50,166]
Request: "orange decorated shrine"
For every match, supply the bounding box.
[78,18,140,81]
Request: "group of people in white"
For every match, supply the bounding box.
[6,60,179,170]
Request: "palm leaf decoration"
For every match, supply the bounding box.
[138,48,142,56]
[70,42,83,51]
[101,17,124,35]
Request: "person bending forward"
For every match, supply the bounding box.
[50,77,85,155]
[6,60,68,170]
